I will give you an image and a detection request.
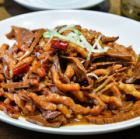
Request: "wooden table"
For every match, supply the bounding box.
[0,0,140,138]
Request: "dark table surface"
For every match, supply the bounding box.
[0,0,140,138]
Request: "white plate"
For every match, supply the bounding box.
[13,0,104,10]
[0,10,140,135]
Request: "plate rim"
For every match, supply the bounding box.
[0,10,140,135]
[0,9,139,25]
[13,0,104,10]
[1,111,140,135]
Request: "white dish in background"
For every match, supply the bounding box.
[0,10,140,135]
[13,0,104,10]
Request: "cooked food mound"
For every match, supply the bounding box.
[0,25,140,127]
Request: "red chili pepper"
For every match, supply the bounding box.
[51,40,68,51]
[13,64,29,76]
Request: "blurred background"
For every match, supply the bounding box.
[0,0,140,21]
